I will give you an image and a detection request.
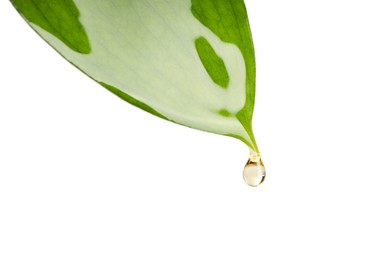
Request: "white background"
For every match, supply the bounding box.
[1,0,390,259]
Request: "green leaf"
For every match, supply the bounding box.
[10,0,259,152]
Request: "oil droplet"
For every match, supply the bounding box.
[243,151,266,187]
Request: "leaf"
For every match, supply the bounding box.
[10,0,259,152]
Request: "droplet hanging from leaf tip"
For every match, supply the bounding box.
[243,150,266,187]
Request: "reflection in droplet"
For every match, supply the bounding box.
[243,151,266,187]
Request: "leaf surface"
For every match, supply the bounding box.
[10,0,259,152]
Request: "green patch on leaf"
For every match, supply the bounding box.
[195,36,229,89]
[10,0,91,54]
[218,109,233,117]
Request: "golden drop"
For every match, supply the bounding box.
[243,153,266,187]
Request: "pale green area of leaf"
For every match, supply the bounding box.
[10,0,259,152]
